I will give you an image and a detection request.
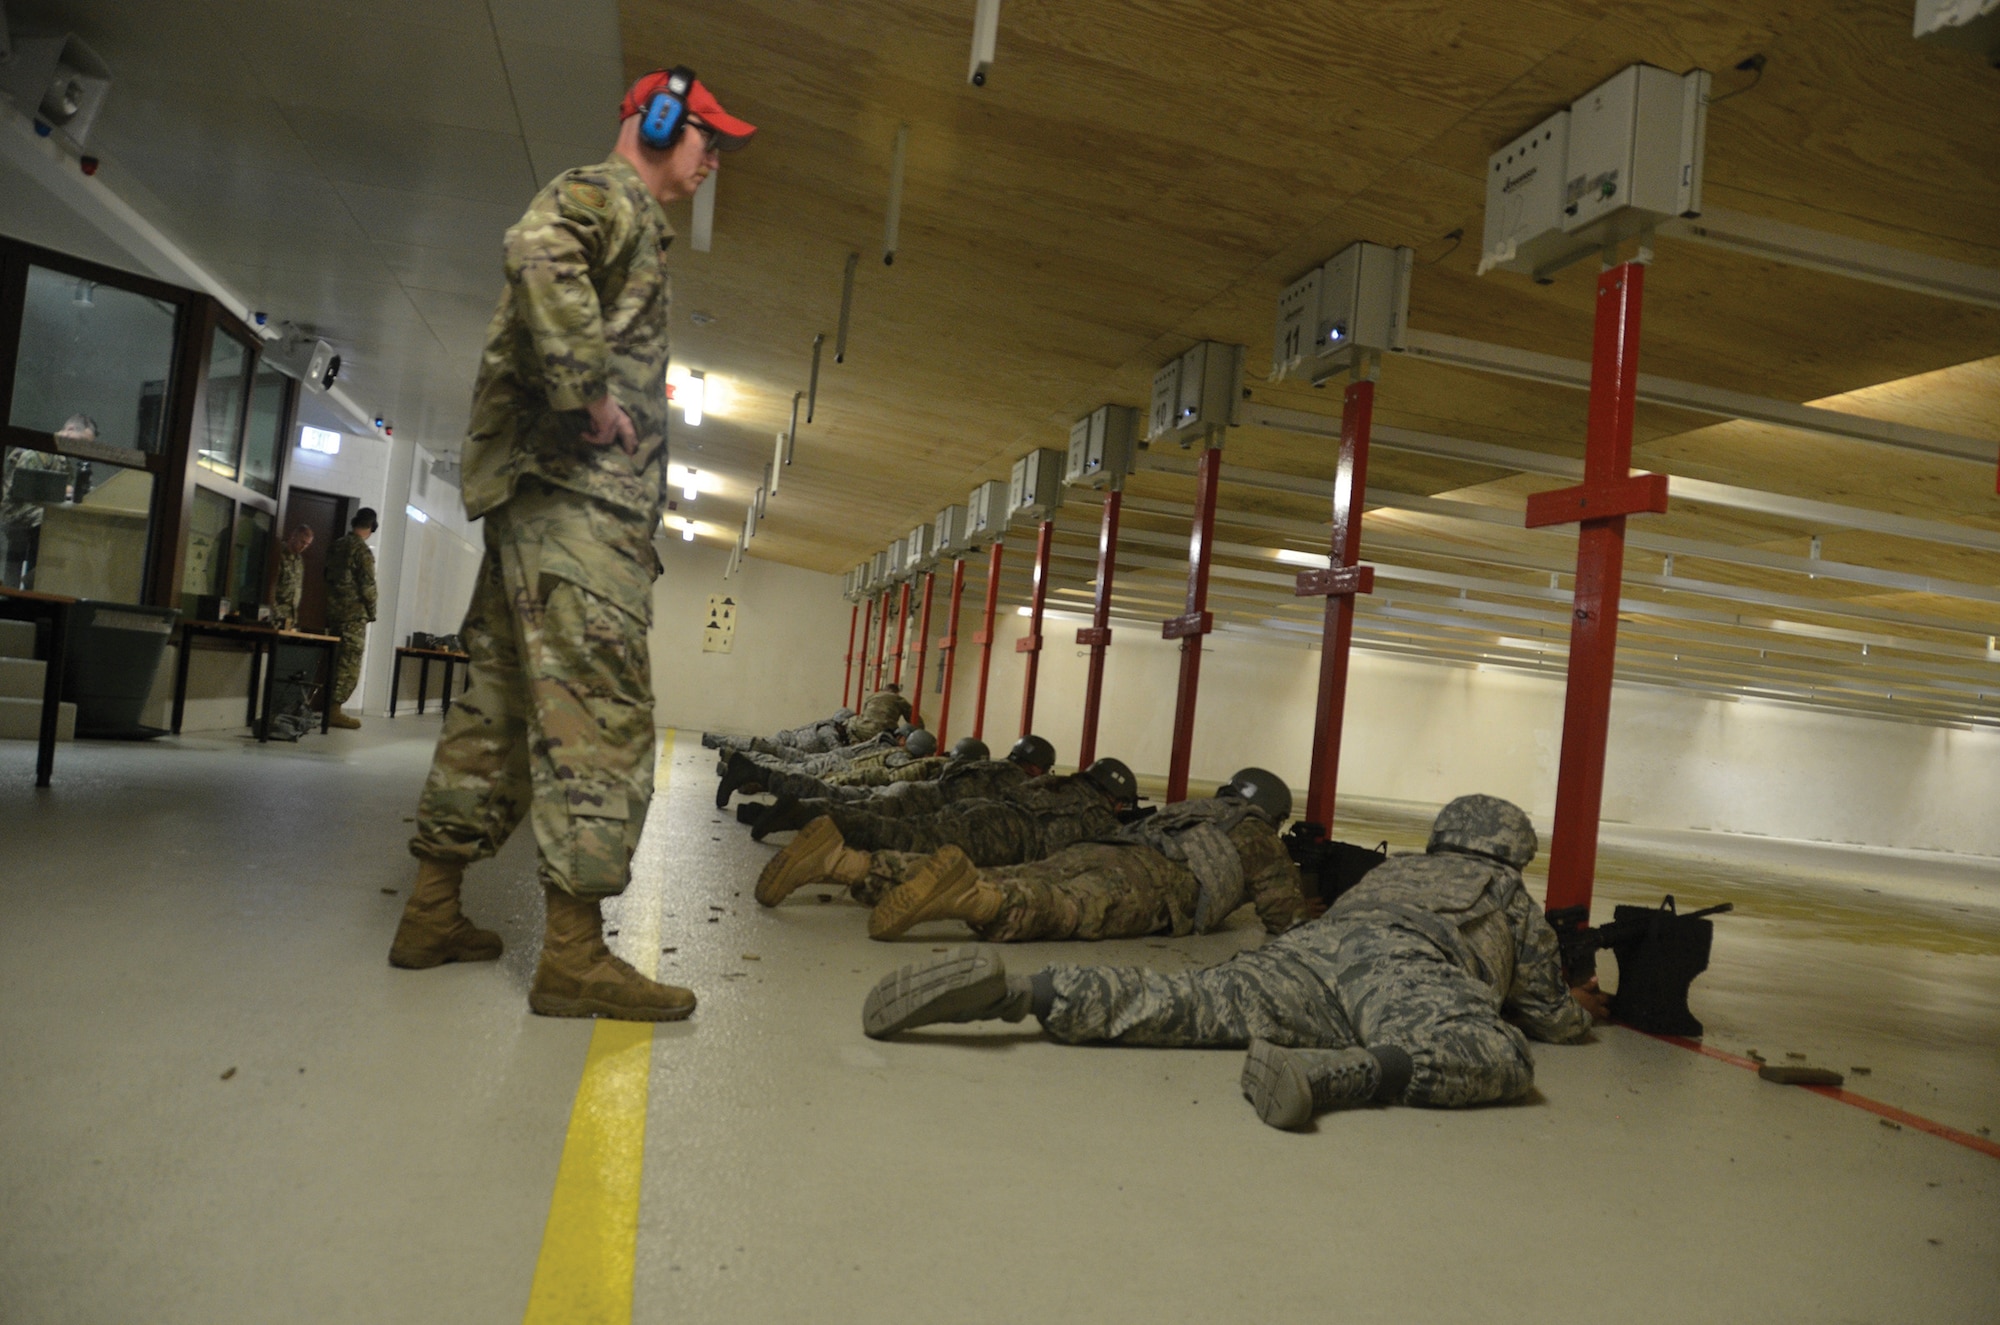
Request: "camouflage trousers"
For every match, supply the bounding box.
[751,762,876,805]
[838,799,1047,871]
[854,842,1201,944]
[722,722,846,759]
[1039,919,1538,1108]
[329,616,369,704]
[409,483,658,898]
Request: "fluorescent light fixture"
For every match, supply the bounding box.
[1016,606,1033,616]
[405,504,429,524]
[682,523,695,541]
[684,468,699,501]
[668,366,726,426]
[669,464,713,500]
[299,425,341,455]
[684,369,704,426]
[1274,548,1329,569]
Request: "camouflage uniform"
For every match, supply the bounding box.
[741,731,895,774]
[747,748,944,805]
[323,531,377,703]
[846,757,1028,818]
[838,775,1124,888]
[1033,845,1590,1107]
[409,154,673,900]
[731,712,851,756]
[828,753,948,788]
[273,547,305,629]
[845,689,912,741]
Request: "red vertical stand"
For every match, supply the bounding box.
[935,557,967,743]
[1296,379,1378,831]
[971,540,1004,740]
[1162,445,1222,803]
[1529,260,1670,916]
[855,596,875,708]
[909,571,936,725]
[842,602,860,710]
[872,590,890,692]
[1075,489,1122,767]
[1016,519,1054,737]
[890,581,912,687]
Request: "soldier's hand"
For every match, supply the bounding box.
[1570,978,1611,1022]
[583,394,639,456]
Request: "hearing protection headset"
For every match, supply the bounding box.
[639,67,698,150]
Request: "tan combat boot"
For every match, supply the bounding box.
[329,706,362,729]
[867,847,1002,940]
[528,885,696,1021]
[754,816,872,906]
[388,858,504,968]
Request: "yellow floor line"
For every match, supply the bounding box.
[522,729,677,1325]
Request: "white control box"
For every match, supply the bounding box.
[967,479,1007,539]
[1147,341,1243,447]
[904,522,936,571]
[868,551,890,589]
[1065,404,1139,489]
[934,503,970,556]
[1008,448,1066,522]
[1478,109,1571,275]
[1270,241,1412,381]
[885,538,907,584]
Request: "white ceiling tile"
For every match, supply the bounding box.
[500,41,624,149]
[290,111,539,205]
[373,241,507,298]
[524,138,617,189]
[330,181,524,252]
[487,0,620,58]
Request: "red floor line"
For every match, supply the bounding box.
[1646,1031,2000,1161]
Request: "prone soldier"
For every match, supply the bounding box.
[707,686,910,758]
[748,734,1047,839]
[860,794,1606,1131]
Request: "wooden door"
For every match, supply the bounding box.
[281,488,348,634]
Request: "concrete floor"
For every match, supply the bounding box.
[2,725,1996,1324]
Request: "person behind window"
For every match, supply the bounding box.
[273,524,314,629]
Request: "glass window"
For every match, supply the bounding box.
[1,444,154,601]
[182,486,232,607]
[9,265,180,454]
[230,505,272,612]
[241,361,288,498]
[195,331,251,481]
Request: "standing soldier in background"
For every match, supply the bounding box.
[387,67,756,1023]
[273,525,313,629]
[324,508,378,728]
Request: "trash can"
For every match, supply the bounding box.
[62,600,178,739]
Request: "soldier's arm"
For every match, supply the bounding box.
[1503,890,1594,1043]
[1237,822,1309,934]
[503,178,612,413]
[360,546,379,620]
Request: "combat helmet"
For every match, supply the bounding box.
[1008,734,1057,772]
[1427,794,1537,868]
[1218,767,1292,823]
[905,728,939,758]
[949,737,990,763]
[1080,757,1138,805]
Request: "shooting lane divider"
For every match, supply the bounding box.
[522,729,680,1323]
[1645,1031,2000,1162]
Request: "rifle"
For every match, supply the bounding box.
[1115,804,1159,826]
[1546,895,1732,1038]
[1281,821,1388,905]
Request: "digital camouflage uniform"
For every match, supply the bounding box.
[838,774,1125,888]
[718,690,908,758]
[409,154,673,900]
[739,731,895,776]
[842,757,1028,818]
[323,531,377,703]
[827,753,948,788]
[274,547,305,629]
[745,744,937,803]
[1034,836,1591,1108]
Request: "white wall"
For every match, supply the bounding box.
[386,446,483,707]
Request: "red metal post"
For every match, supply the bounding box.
[1533,261,1669,916]
[1016,519,1054,737]
[842,602,860,710]
[1162,445,1222,803]
[872,590,890,692]
[1297,379,1378,831]
[890,581,912,687]
[971,540,1004,740]
[855,595,874,708]
[909,571,936,725]
[935,557,967,743]
[1075,489,1122,767]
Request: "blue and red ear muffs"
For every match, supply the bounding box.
[639,66,697,150]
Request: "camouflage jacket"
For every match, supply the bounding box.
[826,753,949,788]
[1011,773,1115,819]
[1328,852,1590,1044]
[324,533,377,623]
[1114,797,1306,935]
[460,155,673,522]
[274,548,304,625]
[846,690,913,742]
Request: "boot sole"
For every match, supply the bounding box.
[866,847,978,940]
[388,944,502,969]
[1241,1039,1315,1130]
[528,991,696,1021]
[862,946,1005,1039]
[755,816,842,907]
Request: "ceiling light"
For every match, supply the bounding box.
[681,521,695,541]
[1274,548,1330,569]
[684,467,699,500]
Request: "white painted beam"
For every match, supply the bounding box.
[1659,207,2000,311]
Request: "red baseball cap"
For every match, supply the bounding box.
[620,70,756,150]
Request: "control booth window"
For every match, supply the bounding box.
[0,444,154,603]
[9,264,179,454]
[195,328,252,482]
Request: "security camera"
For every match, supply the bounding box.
[0,27,112,150]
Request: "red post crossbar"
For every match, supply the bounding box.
[855,595,875,709]
[1297,378,1377,832]
[872,590,890,692]
[1164,445,1222,803]
[1076,489,1122,767]
[971,540,1003,740]
[910,571,936,725]
[1016,519,1054,737]
[842,602,860,710]
[935,557,967,743]
[1542,260,1667,916]
[889,581,912,687]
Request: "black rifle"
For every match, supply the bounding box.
[1282,822,1388,905]
[1116,805,1159,826]
[1547,895,1732,1038]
